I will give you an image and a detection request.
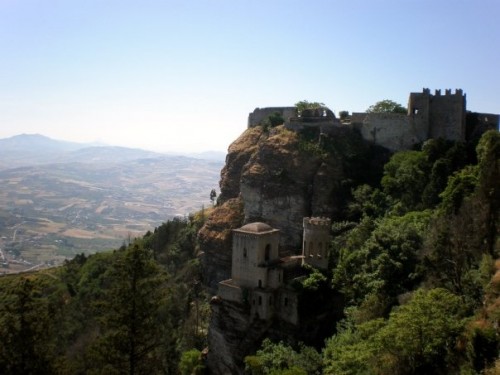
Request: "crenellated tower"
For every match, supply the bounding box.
[408,88,467,141]
[302,217,331,270]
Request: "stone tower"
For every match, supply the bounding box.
[302,217,331,269]
[231,222,282,289]
[408,88,466,141]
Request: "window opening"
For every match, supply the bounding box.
[265,244,271,261]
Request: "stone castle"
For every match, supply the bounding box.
[217,217,331,325]
[248,89,499,151]
[215,88,498,326]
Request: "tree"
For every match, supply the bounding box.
[210,189,217,206]
[245,339,321,375]
[0,278,56,374]
[179,349,205,375]
[381,150,430,211]
[366,100,406,114]
[333,211,430,305]
[323,319,383,375]
[295,100,326,114]
[376,288,465,374]
[89,245,170,374]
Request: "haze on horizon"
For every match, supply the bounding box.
[1,0,499,153]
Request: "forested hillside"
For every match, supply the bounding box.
[0,211,211,374]
[245,130,500,375]
[0,130,498,375]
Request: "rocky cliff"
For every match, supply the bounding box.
[199,124,387,291]
[199,123,389,373]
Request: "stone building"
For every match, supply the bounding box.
[247,89,499,152]
[217,218,331,325]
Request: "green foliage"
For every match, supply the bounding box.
[467,326,499,373]
[376,288,466,374]
[474,130,500,254]
[245,339,321,375]
[347,184,389,220]
[0,126,497,375]
[179,349,205,375]
[262,111,285,130]
[0,277,59,374]
[366,99,406,114]
[323,319,383,375]
[324,288,466,375]
[332,211,431,304]
[439,165,478,214]
[381,150,430,211]
[0,213,209,373]
[87,245,170,374]
[294,100,325,114]
[301,267,327,291]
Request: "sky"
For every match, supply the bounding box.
[0,0,499,153]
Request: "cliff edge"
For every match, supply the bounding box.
[199,124,387,291]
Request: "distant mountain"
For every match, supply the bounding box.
[0,134,222,169]
[0,133,84,152]
[0,135,226,268]
[0,134,84,169]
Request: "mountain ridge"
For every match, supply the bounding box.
[0,134,226,169]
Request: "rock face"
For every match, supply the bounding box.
[207,300,273,374]
[200,125,348,291]
[200,124,385,374]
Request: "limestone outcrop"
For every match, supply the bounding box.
[201,124,384,374]
[200,125,351,291]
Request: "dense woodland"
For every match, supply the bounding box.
[0,129,498,375]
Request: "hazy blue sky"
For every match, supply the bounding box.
[1,0,498,152]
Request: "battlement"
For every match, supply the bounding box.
[422,88,464,97]
[248,90,497,153]
[303,217,331,230]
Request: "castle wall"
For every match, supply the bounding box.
[248,107,296,128]
[277,289,299,325]
[268,268,283,289]
[284,120,341,134]
[250,289,275,320]
[247,89,496,153]
[358,113,417,152]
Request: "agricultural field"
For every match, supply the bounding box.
[0,155,222,273]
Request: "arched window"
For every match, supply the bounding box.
[258,279,262,288]
[309,242,314,257]
[258,296,262,306]
[265,244,271,261]
[284,297,288,307]
[318,242,323,257]
[243,247,247,258]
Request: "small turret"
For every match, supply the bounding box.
[302,217,331,269]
